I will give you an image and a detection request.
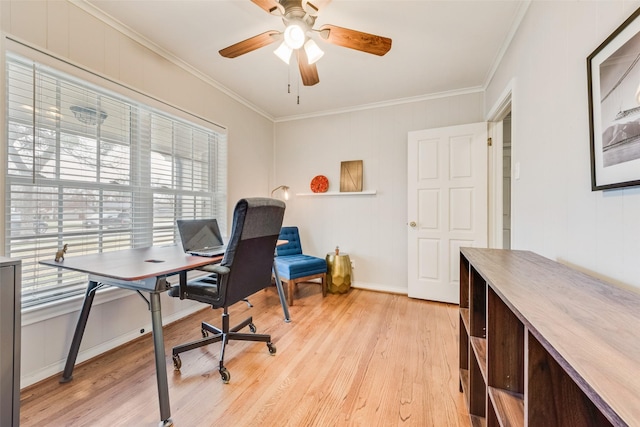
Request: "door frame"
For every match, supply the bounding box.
[487,81,514,249]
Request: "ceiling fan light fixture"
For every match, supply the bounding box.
[304,39,324,64]
[274,42,293,64]
[70,105,107,125]
[284,23,306,49]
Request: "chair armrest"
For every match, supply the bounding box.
[197,260,223,273]
[176,265,230,300]
[210,265,231,303]
[208,265,230,276]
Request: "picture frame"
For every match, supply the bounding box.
[587,7,640,190]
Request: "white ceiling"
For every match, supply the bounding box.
[81,0,529,121]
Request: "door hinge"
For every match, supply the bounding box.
[487,137,493,147]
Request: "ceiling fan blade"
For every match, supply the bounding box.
[305,0,332,14]
[251,0,281,14]
[297,49,320,86]
[219,31,281,58]
[318,24,392,56]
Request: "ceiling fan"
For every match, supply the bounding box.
[219,0,392,86]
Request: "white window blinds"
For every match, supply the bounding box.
[5,53,227,308]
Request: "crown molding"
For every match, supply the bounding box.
[482,0,531,92]
[69,0,274,122]
[273,86,485,122]
[70,0,530,125]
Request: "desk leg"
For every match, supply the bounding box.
[273,263,291,323]
[60,280,99,383]
[149,292,173,427]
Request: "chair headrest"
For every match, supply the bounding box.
[222,197,286,266]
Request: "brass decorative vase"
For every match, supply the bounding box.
[325,253,352,294]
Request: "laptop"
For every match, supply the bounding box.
[177,218,227,257]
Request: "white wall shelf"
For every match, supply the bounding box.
[296,190,377,197]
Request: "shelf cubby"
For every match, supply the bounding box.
[487,286,524,427]
[459,253,471,397]
[469,267,486,339]
[469,345,486,419]
[460,254,470,309]
[527,332,613,426]
[459,306,471,395]
[487,387,524,427]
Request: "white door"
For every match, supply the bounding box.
[407,122,488,303]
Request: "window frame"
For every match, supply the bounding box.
[4,48,227,309]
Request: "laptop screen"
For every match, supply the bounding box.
[177,219,224,252]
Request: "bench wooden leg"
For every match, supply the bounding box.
[287,280,294,306]
[282,274,327,306]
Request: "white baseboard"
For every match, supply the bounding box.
[350,281,408,295]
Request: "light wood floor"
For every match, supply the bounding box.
[20,284,470,427]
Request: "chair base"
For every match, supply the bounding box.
[171,309,275,383]
[279,272,326,306]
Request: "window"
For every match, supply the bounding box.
[5,53,227,308]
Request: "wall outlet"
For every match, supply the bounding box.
[350,259,355,269]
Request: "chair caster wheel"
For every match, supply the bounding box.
[249,323,257,333]
[220,367,230,383]
[267,342,276,355]
[201,328,209,338]
[172,354,182,370]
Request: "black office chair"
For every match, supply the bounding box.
[168,197,286,383]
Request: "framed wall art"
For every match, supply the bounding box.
[340,160,363,192]
[588,7,640,190]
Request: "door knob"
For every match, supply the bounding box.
[409,221,417,228]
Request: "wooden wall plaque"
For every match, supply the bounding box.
[340,160,363,192]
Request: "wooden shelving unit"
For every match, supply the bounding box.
[459,248,640,427]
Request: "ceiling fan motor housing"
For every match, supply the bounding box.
[280,0,317,34]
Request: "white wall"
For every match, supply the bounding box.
[274,93,484,294]
[0,0,275,387]
[486,0,640,290]
[15,0,640,390]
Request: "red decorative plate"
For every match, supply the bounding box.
[310,175,329,193]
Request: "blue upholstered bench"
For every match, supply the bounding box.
[274,226,327,306]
